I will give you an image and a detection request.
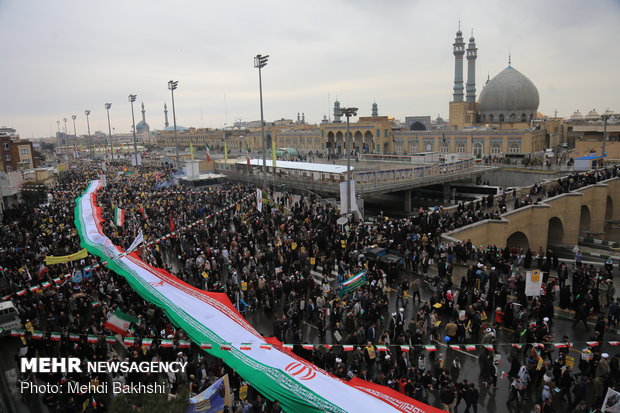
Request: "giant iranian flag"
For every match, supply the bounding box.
[75,180,445,413]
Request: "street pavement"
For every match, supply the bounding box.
[2,216,618,412]
[242,255,620,413]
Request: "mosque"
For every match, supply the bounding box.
[389,27,546,158]
[154,27,552,157]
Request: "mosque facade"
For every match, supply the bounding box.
[153,27,550,157]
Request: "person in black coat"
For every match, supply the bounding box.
[463,383,479,413]
[559,285,572,309]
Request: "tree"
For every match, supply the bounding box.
[32,148,46,163]
[40,142,56,152]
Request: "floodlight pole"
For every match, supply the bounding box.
[340,107,358,215]
[254,54,269,193]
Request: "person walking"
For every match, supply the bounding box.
[439,382,457,412]
[463,383,479,413]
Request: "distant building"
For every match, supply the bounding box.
[0,127,36,172]
[153,28,578,158]
[404,116,431,131]
[136,102,153,144]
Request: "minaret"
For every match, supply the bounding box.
[164,103,169,128]
[141,102,147,124]
[302,113,305,124]
[333,99,342,123]
[466,30,477,103]
[297,112,300,123]
[372,102,378,117]
[452,24,465,102]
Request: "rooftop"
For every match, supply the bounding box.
[239,159,353,174]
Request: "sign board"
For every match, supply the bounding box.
[525,270,542,296]
[337,216,349,226]
[239,385,248,401]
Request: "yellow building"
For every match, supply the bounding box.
[393,129,545,157]
[153,28,560,158]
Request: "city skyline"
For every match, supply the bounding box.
[1,0,618,139]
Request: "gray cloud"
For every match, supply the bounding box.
[1,0,618,138]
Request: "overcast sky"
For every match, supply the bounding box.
[1,0,618,139]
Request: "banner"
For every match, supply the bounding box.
[525,270,542,296]
[187,374,231,413]
[602,387,620,412]
[256,188,263,212]
[339,270,367,298]
[75,180,442,413]
[45,248,88,265]
[339,180,360,215]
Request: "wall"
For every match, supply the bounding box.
[575,140,620,159]
[481,168,570,188]
[442,178,620,250]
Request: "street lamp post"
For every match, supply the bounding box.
[602,113,611,160]
[56,120,61,156]
[71,114,77,157]
[63,118,68,159]
[104,103,113,160]
[340,107,358,215]
[85,110,92,157]
[254,54,269,192]
[128,94,139,166]
[168,80,180,169]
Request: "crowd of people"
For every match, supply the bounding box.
[0,160,619,412]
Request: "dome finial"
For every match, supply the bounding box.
[508,53,511,66]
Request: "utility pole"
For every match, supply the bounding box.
[340,107,358,215]
[254,54,269,193]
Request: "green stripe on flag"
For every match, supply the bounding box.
[73,182,346,413]
[338,270,367,297]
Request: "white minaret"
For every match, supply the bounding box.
[452,24,465,102]
[466,30,477,103]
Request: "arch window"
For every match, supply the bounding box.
[473,142,483,156]
[509,113,516,122]
[521,113,527,122]
[456,142,466,154]
[439,142,449,154]
[499,114,505,122]
[508,142,520,154]
[490,142,501,155]
[489,114,494,122]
